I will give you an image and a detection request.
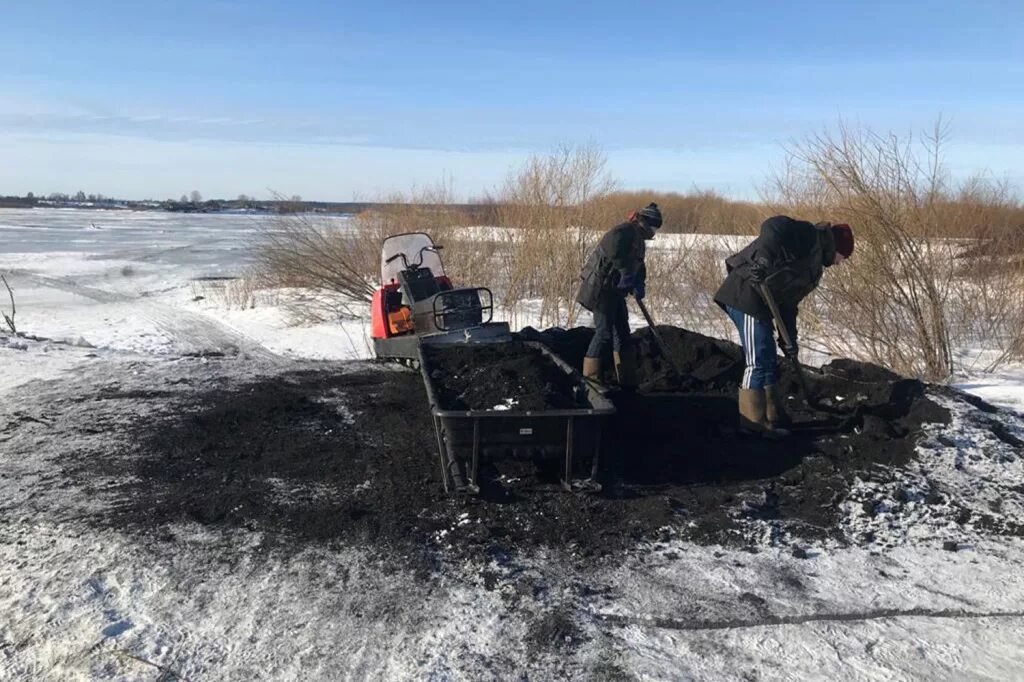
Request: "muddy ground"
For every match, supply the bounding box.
[82,324,1024,572]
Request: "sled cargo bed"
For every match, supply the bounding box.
[418,340,616,494]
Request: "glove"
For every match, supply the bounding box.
[616,272,636,292]
[634,280,646,301]
[780,339,799,361]
[748,256,770,284]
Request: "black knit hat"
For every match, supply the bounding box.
[637,202,663,229]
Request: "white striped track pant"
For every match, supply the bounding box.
[725,306,779,390]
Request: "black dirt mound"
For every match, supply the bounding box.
[519,325,746,391]
[423,342,586,411]
[632,326,745,391]
[96,324,963,567]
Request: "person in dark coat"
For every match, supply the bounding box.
[714,216,854,435]
[576,203,662,387]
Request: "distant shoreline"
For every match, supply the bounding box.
[0,199,494,217]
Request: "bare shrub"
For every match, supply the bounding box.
[1,274,16,334]
[258,212,375,302]
[768,121,1024,380]
[495,144,619,327]
[190,274,280,312]
[219,276,261,310]
[948,187,1024,368]
[256,180,500,324]
[642,234,739,338]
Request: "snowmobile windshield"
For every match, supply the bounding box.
[380,233,446,284]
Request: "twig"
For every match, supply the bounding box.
[1,274,15,334]
[112,649,192,682]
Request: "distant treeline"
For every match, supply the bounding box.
[0,190,765,234]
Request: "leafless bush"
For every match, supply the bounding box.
[258,213,375,303]
[768,121,1024,380]
[1,274,16,334]
[495,144,619,327]
[256,180,500,324]
[642,235,738,338]
[190,274,281,312]
[950,206,1024,369]
[219,276,263,310]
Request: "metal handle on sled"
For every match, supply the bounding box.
[431,287,494,332]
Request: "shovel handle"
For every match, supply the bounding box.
[635,298,685,379]
[756,283,812,398]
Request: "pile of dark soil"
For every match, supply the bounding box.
[423,342,587,411]
[98,325,970,567]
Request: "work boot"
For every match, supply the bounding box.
[582,356,603,383]
[764,384,793,429]
[738,388,789,438]
[613,348,638,390]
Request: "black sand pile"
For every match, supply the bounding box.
[94,325,981,566]
[423,342,587,411]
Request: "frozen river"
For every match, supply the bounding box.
[0,207,348,273]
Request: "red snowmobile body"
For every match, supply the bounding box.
[370,232,510,361]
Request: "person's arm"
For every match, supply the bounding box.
[634,261,647,300]
[778,302,799,357]
[608,227,639,289]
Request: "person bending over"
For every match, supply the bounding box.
[576,203,662,388]
[714,216,854,435]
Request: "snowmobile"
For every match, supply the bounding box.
[370,232,511,361]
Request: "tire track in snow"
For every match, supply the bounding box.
[595,607,1024,632]
[84,236,232,263]
[6,270,279,361]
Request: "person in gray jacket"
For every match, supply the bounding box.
[576,203,662,387]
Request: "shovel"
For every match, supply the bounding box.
[756,283,814,403]
[755,282,868,423]
[635,298,687,386]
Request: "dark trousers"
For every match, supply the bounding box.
[586,295,631,358]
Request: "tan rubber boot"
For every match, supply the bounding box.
[613,348,638,389]
[764,384,793,429]
[739,388,789,438]
[582,357,602,383]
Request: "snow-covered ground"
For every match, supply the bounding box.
[2,208,1024,680]
[0,209,367,387]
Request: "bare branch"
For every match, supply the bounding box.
[1,274,16,335]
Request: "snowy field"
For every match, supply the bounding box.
[2,207,1024,680]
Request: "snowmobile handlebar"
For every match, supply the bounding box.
[384,244,444,270]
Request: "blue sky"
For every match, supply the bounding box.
[1,0,1022,200]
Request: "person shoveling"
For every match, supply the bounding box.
[576,202,662,389]
[714,216,854,437]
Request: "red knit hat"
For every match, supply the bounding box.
[832,224,854,258]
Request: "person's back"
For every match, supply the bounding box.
[715,215,828,323]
